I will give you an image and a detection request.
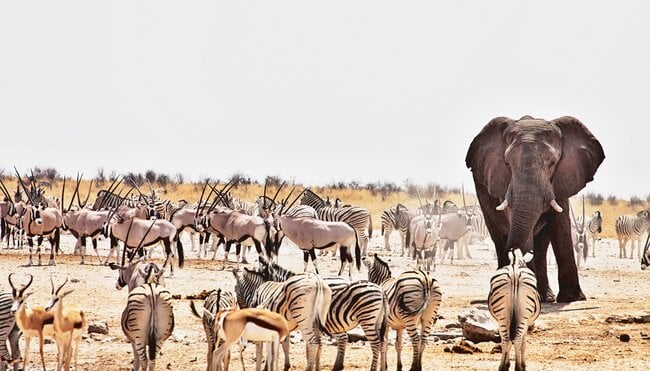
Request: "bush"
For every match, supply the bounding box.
[124,172,144,187]
[145,170,157,184]
[629,196,645,207]
[586,192,604,206]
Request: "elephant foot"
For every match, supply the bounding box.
[538,287,556,303]
[556,289,586,303]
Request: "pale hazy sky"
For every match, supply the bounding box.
[1,1,648,197]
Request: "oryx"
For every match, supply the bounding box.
[15,168,63,266]
[570,195,588,269]
[406,192,441,272]
[271,191,361,277]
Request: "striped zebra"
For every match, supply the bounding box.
[380,204,411,254]
[121,283,175,371]
[189,289,238,368]
[300,189,373,256]
[488,249,541,371]
[232,268,332,371]
[615,210,650,259]
[261,260,388,371]
[256,195,317,219]
[0,291,20,369]
[576,211,603,258]
[364,254,442,371]
[92,190,145,210]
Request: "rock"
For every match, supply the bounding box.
[347,333,367,343]
[88,321,109,335]
[635,315,650,323]
[70,278,81,283]
[186,290,215,300]
[171,294,182,300]
[445,323,462,329]
[44,338,54,345]
[458,308,500,343]
[619,334,630,342]
[444,339,483,354]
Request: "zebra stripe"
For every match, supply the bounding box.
[92,190,146,210]
[301,190,373,255]
[233,268,332,371]
[0,292,19,364]
[191,289,238,368]
[380,204,411,253]
[260,261,388,371]
[615,211,650,259]
[365,254,441,371]
[488,249,541,371]
[121,283,175,370]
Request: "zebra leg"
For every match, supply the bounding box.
[384,225,392,251]
[358,321,382,371]
[395,328,403,371]
[499,339,512,371]
[406,326,422,371]
[514,336,525,371]
[309,248,319,275]
[332,333,348,371]
[281,336,291,371]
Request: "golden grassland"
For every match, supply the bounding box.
[11,178,648,239]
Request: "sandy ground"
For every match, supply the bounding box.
[1,232,650,371]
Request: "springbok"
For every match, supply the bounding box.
[205,306,289,371]
[8,274,56,371]
[45,278,87,371]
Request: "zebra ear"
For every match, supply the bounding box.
[522,251,534,263]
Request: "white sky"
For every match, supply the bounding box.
[1,1,648,198]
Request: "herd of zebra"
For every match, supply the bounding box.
[1,170,650,370]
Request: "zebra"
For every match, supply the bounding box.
[189,289,238,369]
[121,282,175,371]
[232,267,332,371]
[300,189,373,256]
[488,249,541,371]
[364,254,442,371]
[92,190,145,210]
[260,260,388,371]
[614,210,650,259]
[0,291,20,371]
[380,204,411,254]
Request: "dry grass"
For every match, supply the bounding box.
[12,178,647,239]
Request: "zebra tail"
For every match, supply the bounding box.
[177,237,185,269]
[368,214,373,239]
[381,223,385,236]
[355,231,361,271]
[316,280,333,329]
[405,227,411,253]
[189,300,201,319]
[148,327,157,362]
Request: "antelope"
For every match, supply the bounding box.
[8,274,56,371]
[109,259,166,292]
[0,179,25,249]
[570,196,588,269]
[104,204,180,277]
[195,179,273,269]
[45,278,87,371]
[205,307,289,371]
[271,191,361,277]
[406,192,441,272]
[15,168,63,266]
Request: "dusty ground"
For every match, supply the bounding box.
[1,232,650,371]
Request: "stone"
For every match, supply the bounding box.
[458,307,500,343]
[88,321,109,335]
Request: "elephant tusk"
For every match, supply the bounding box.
[496,199,508,211]
[550,199,563,213]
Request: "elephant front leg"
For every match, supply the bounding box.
[549,201,586,303]
[533,232,555,302]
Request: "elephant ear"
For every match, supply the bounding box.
[552,116,605,199]
[465,117,513,199]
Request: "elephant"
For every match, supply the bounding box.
[465,115,605,302]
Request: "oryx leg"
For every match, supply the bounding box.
[309,248,319,275]
[162,237,175,277]
[79,236,87,265]
[47,231,58,266]
[91,236,103,265]
[222,241,233,270]
[27,237,34,266]
[336,246,352,278]
[235,243,242,270]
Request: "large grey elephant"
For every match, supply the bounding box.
[465,115,605,302]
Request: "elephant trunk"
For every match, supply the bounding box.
[505,182,547,256]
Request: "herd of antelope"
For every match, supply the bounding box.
[0,167,648,370]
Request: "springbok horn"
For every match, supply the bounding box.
[550,199,563,213]
[53,277,68,295]
[496,199,509,211]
